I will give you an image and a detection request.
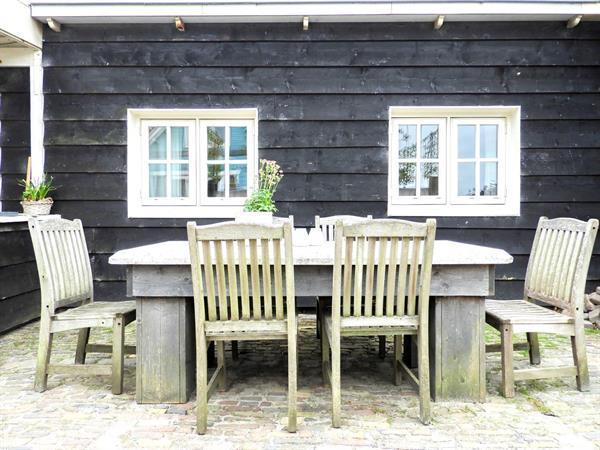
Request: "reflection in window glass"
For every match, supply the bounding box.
[458,162,476,196]
[149,164,167,197]
[480,162,498,196]
[420,125,439,159]
[399,162,416,196]
[207,164,225,197]
[420,163,439,196]
[207,127,225,160]
[149,127,167,160]
[480,125,498,158]
[171,127,189,160]
[399,125,417,159]
[457,125,476,158]
[171,163,189,197]
[230,127,247,160]
[230,164,248,197]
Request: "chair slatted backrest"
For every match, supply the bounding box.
[315,215,373,242]
[29,218,94,313]
[332,218,436,321]
[187,221,295,323]
[524,216,598,315]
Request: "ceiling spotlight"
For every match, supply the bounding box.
[175,16,185,32]
[433,15,445,30]
[566,15,582,29]
[303,16,309,31]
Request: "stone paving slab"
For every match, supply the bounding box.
[0,315,598,449]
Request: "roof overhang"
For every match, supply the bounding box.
[29,1,600,24]
[1,0,42,49]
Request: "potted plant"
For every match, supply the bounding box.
[19,172,55,217]
[238,159,283,225]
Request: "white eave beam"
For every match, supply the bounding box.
[29,2,600,24]
[1,0,43,49]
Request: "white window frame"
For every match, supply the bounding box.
[127,108,258,218]
[141,119,197,206]
[390,118,446,206]
[387,106,520,217]
[450,117,506,205]
[199,120,255,207]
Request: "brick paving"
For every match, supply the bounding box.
[0,315,599,449]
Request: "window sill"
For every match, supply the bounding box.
[128,204,245,219]
[387,202,520,217]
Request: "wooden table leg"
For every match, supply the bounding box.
[136,297,195,404]
[429,296,486,402]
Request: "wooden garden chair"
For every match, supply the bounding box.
[486,216,598,397]
[320,218,436,426]
[314,215,390,355]
[187,220,297,434]
[29,217,136,394]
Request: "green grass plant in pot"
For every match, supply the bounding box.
[19,159,55,216]
[238,159,283,224]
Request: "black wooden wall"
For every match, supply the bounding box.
[33,22,600,300]
[0,68,40,332]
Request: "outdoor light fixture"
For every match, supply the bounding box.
[46,18,61,32]
[303,16,309,31]
[566,15,582,28]
[175,16,185,32]
[433,15,445,30]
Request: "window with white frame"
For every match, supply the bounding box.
[128,109,257,218]
[388,106,520,217]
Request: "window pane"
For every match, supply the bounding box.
[420,124,439,159]
[480,125,498,158]
[171,127,189,160]
[171,163,189,198]
[149,163,167,197]
[207,126,225,160]
[457,125,476,159]
[480,162,498,196]
[229,164,248,198]
[457,162,476,196]
[207,164,225,197]
[230,127,247,160]
[398,125,417,159]
[398,162,416,196]
[149,126,167,160]
[420,163,439,196]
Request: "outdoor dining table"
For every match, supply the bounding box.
[109,238,512,405]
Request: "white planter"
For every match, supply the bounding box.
[21,199,53,217]
[235,211,273,225]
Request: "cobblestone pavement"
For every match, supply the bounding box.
[1,315,599,449]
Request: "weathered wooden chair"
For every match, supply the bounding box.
[486,217,598,397]
[187,220,297,434]
[29,217,136,394]
[320,218,436,426]
[314,215,389,355]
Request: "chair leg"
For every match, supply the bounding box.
[526,332,541,365]
[500,325,515,398]
[316,298,321,339]
[216,341,227,391]
[75,328,91,364]
[417,333,431,425]
[394,335,403,386]
[331,332,341,428]
[572,328,590,392]
[287,328,298,433]
[321,322,330,384]
[111,317,125,395]
[197,333,208,435]
[34,318,53,393]
[231,341,239,361]
[378,336,386,359]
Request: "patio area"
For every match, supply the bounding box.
[1,315,598,449]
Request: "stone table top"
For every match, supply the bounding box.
[109,239,512,266]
